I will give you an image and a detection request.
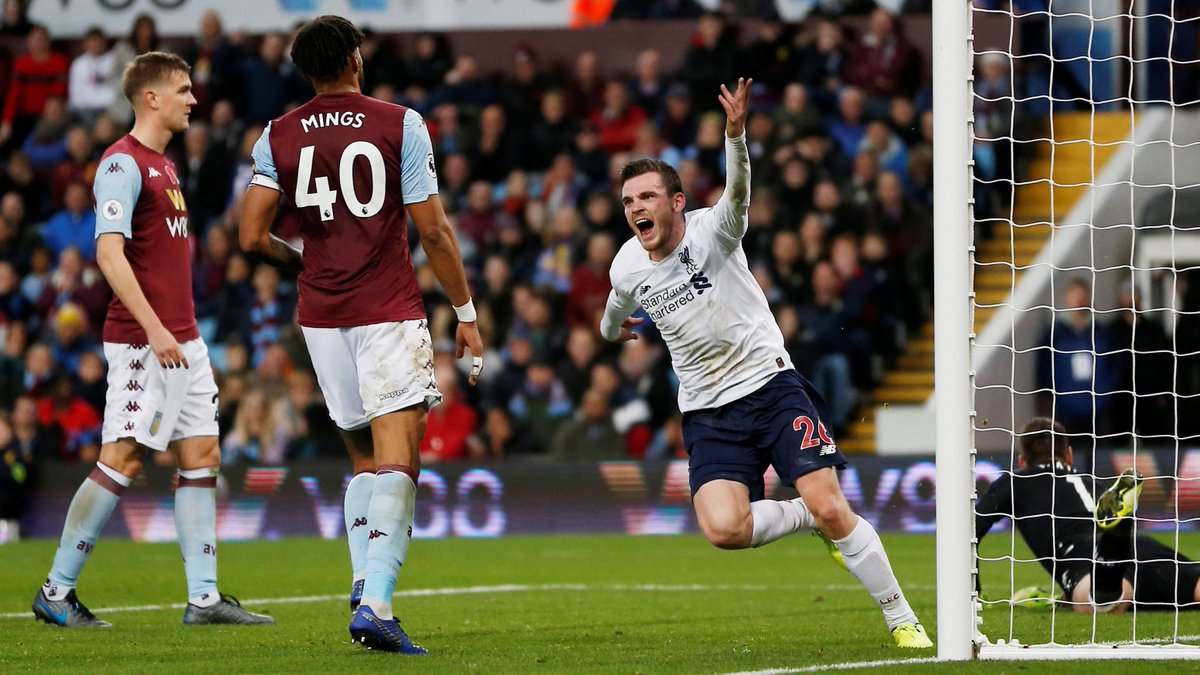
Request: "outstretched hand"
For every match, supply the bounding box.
[719,77,753,138]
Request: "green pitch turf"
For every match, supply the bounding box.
[2,533,1199,673]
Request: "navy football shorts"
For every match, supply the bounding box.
[682,369,848,501]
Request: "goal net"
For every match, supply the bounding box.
[935,0,1200,661]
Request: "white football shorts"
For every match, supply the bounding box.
[101,338,220,451]
[301,319,442,431]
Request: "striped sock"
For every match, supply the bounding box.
[176,467,219,607]
[45,463,130,599]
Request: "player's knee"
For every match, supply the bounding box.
[808,499,855,538]
[700,518,751,550]
[99,443,145,478]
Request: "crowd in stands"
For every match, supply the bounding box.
[0,3,941,468]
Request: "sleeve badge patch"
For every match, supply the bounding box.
[102,199,123,221]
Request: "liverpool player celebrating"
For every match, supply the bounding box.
[600,77,930,648]
[239,16,483,654]
[33,53,273,628]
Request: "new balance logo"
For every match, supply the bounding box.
[125,381,143,391]
[350,517,367,530]
[125,402,141,412]
[689,272,711,295]
[130,359,144,370]
[148,167,161,178]
[819,444,838,456]
[638,285,651,297]
[368,529,388,540]
[105,162,124,174]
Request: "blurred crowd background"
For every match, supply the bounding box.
[0,0,945,476]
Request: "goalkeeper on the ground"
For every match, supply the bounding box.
[975,417,1200,613]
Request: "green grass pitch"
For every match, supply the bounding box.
[2,533,1199,673]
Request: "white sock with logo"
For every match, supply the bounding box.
[833,516,918,630]
[749,498,815,548]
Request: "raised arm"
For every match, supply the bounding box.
[711,77,753,249]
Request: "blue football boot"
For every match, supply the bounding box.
[349,605,428,655]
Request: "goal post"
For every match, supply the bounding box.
[932,0,976,662]
[935,0,1200,661]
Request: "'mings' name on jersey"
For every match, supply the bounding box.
[609,209,793,412]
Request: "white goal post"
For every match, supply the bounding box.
[934,0,1200,661]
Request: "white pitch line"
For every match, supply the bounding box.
[3,582,893,620]
[720,656,943,674]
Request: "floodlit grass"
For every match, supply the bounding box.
[1,533,1198,672]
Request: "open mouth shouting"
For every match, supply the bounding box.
[634,217,654,239]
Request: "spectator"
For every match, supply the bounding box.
[550,387,623,460]
[179,121,232,233]
[22,341,53,397]
[657,82,697,152]
[479,405,531,458]
[67,27,115,126]
[796,19,846,110]
[10,394,56,460]
[610,0,704,20]
[21,96,70,169]
[37,372,100,462]
[279,370,336,461]
[628,49,667,118]
[194,225,232,321]
[221,389,291,465]
[180,11,243,118]
[499,45,549,128]
[0,0,30,37]
[566,231,615,329]
[811,178,860,237]
[35,246,108,332]
[772,83,822,148]
[1,151,46,221]
[239,32,307,125]
[0,415,34,541]
[534,207,584,293]
[740,20,797,93]
[0,258,30,323]
[47,301,96,374]
[680,12,738,112]
[40,181,95,261]
[420,355,480,463]
[405,32,453,93]
[1,24,69,150]
[591,80,647,155]
[565,51,605,118]
[18,245,50,303]
[359,28,407,93]
[768,229,808,305]
[508,354,573,453]
[527,89,577,173]
[0,322,26,405]
[1036,279,1123,449]
[828,86,867,161]
[1110,288,1174,441]
[869,170,930,293]
[797,261,858,433]
[844,150,879,210]
[469,104,519,183]
[106,13,159,126]
[47,127,96,211]
[73,349,105,415]
[860,120,908,178]
[247,263,287,368]
[206,99,243,158]
[843,8,920,103]
[435,55,497,113]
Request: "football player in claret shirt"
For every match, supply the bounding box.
[600,77,931,648]
[33,53,273,628]
[977,417,1200,613]
[239,15,483,654]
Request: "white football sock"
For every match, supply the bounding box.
[749,498,815,548]
[834,516,919,630]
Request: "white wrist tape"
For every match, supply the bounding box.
[454,299,477,323]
